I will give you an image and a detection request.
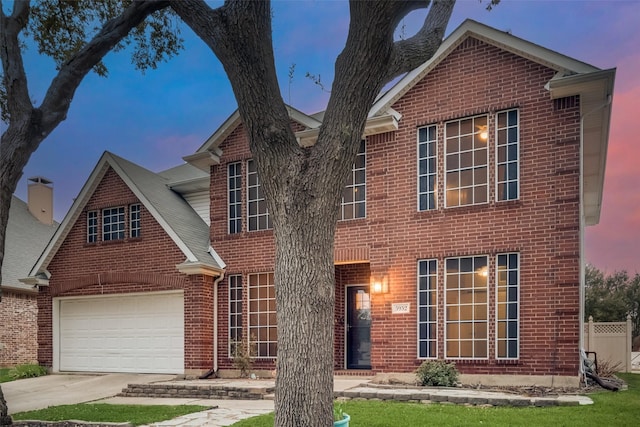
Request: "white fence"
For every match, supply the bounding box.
[583,315,633,373]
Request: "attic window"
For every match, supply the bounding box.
[103,207,125,241]
[87,211,98,243]
[130,204,141,238]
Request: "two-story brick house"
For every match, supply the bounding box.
[31,20,614,386]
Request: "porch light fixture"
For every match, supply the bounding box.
[370,275,389,294]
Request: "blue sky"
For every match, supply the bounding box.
[6,0,640,272]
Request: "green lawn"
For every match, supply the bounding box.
[232,373,640,427]
[0,368,11,383]
[12,403,211,426]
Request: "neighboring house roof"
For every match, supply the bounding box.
[27,152,224,283]
[2,196,58,294]
[188,19,614,226]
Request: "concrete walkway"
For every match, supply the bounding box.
[94,376,593,427]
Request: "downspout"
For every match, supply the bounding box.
[200,271,224,379]
[578,94,612,384]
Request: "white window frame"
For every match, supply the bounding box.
[87,210,98,243]
[340,140,366,220]
[247,159,272,231]
[129,204,141,238]
[495,109,520,201]
[417,125,438,211]
[417,259,438,359]
[444,255,489,360]
[496,253,520,359]
[248,272,277,358]
[102,206,125,241]
[444,114,489,207]
[228,275,243,357]
[228,162,242,234]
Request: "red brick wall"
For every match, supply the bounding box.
[38,167,213,371]
[209,36,582,378]
[0,290,38,366]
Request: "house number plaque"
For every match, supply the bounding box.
[391,302,410,314]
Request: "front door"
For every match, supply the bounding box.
[346,286,371,369]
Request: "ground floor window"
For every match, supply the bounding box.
[418,253,520,360]
[248,272,277,358]
[445,256,488,359]
[418,259,437,358]
[228,275,243,357]
[496,253,519,359]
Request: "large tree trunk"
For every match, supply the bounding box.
[172,1,454,425]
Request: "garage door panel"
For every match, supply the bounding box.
[59,293,184,374]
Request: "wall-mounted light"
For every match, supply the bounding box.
[370,275,389,294]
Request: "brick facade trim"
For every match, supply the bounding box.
[49,271,187,297]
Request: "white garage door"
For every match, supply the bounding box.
[58,292,184,374]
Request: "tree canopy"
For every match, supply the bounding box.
[585,265,640,338]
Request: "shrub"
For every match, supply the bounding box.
[9,364,47,380]
[415,360,458,387]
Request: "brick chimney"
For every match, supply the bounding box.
[27,176,54,225]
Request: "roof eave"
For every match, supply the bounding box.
[547,68,616,226]
[183,148,222,172]
[296,114,399,147]
[176,261,224,277]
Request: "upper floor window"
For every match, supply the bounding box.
[228,162,242,234]
[418,125,437,211]
[247,159,272,231]
[445,115,488,207]
[102,207,125,241]
[341,140,366,220]
[445,255,488,359]
[87,211,98,243]
[496,109,519,201]
[129,204,141,238]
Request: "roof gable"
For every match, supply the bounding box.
[29,152,223,280]
[370,19,599,118]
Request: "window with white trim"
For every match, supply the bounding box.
[496,109,519,201]
[102,207,125,241]
[418,259,437,358]
[87,211,98,243]
[496,253,519,359]
[445,256,488,359]
[247,160,272,231]
[418,125,437,211]
[341,140,366,220]
[248,272,277,358]
[228,275,243,357]
[445,115,488,207]
[129,204,141,238]
[228,162,242,234]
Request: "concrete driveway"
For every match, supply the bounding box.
[2,373,174,415]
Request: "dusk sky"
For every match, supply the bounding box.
[5,0,640,273]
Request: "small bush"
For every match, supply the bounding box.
[9,364,47,380]
[415,360,458,387]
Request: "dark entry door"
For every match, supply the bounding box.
[346,286,371,369]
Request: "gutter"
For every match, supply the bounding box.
[578,94,612,383]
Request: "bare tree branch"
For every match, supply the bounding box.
[385,0,455,82]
